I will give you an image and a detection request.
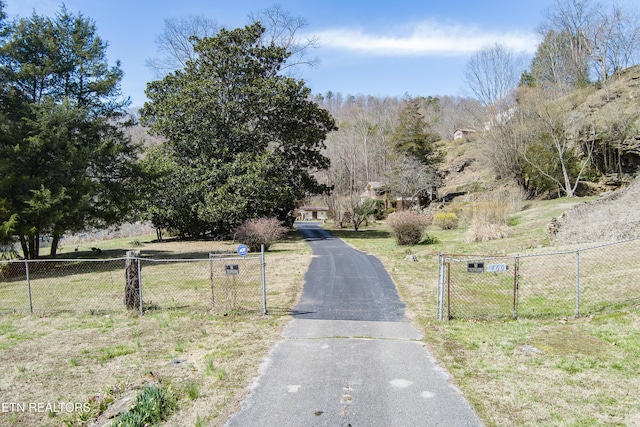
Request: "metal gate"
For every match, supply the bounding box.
[437,254,518,320]
[209,246,267,314]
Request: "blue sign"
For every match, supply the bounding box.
[237,244,249,257]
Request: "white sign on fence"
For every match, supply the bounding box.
[486,263,509,273]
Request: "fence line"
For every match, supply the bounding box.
[0,247,267,315]
[437,238,640,320]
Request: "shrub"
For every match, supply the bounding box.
[433,212,458,230]
[235,217,288,252]
[387,211,431,245]
[112,385,177,427]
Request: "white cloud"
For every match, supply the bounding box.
[313,21,539,57]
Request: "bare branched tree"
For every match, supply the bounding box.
[538,0,640,91]
[520,88,595,197]
[531,29,582,95]
[146,6,319,79]
[385,155,439,209]
[145,15,220,78]
[464,43,523,107]
[542,0,595,86]
[248,5,319,76]
[588,3,640,88]
[464,43,524,125]
[480,104,530,190]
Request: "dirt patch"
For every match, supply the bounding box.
[554,177,640,244]
[531,326,609,357]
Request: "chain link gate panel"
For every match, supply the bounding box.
[437,239,640,321]
[438,255,517,320]
[209,250,266,314]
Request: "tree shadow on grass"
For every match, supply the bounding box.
[328,228,391,240]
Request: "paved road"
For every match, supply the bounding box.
[225,222,482,427]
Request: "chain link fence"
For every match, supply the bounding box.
[437,239,640,320]
[0,249,266,315]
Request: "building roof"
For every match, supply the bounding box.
[298,206,329,211]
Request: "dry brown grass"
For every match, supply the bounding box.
[465,219,513,243]
[0,234,311,427]
[463,187,525,243]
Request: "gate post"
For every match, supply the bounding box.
[25,260,33,314]
[513,256,519,319]
[209,253,215,308]
[125,250,141,313]
[437,253,443,320]
[575,250,580,318]
[261,245,267,315]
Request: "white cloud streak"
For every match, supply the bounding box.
[313,21,539,57]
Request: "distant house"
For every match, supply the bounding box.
[297,206,329,221]
[359,182,432,211]
[359,182,386,202]
[453,128,477,140]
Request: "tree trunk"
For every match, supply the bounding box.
[27,233,39,260]
[562,164,575,197]
[50,232,60,257]
[19,235,28,259]
[125,250,141,311]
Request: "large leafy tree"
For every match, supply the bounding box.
[0,7,142,258]
[140,23,335,238]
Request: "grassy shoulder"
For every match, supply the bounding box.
[0,231,311,427]
[328,198,640,427]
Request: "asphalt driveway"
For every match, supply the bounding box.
[225,222,482,426]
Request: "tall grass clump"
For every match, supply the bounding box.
[465,188,525,242]
[387,211,431,245]
[235,217,288,251]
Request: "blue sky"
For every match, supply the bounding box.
[6,0,564,108]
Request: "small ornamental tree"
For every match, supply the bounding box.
[351,198,378,231]
[387,211,431,245]
[235,217,288,252]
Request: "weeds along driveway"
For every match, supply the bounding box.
[225,222,483,427]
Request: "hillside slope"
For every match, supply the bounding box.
[436,66,640,245]
[554,177,640,244]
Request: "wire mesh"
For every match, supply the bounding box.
[0,252,266,315]
[576,240,640,314]
[442,255,516,320]
[209,255,264,313]
[439,239,640,320]
[0,258,125,314]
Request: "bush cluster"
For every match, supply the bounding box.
[433,212,458,229]
[387,211,431,245]
[235,217,288,252]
